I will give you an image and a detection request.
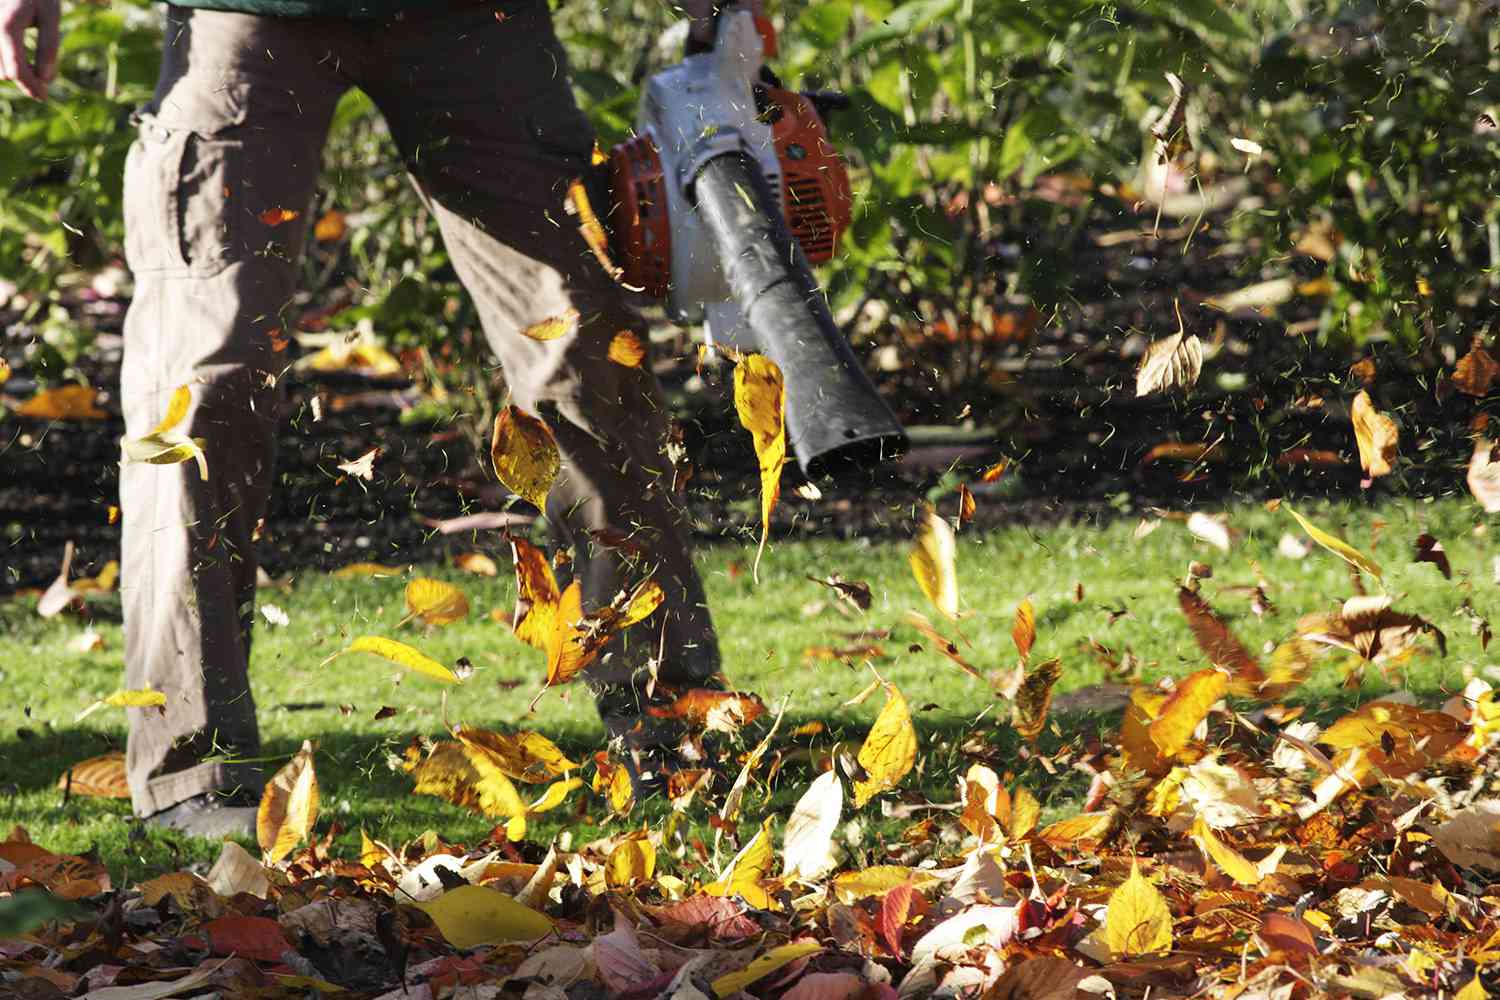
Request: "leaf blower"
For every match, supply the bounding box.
[601,4,907,477]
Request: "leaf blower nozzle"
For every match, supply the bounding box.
[691,153,907,479]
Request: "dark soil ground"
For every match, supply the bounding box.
[1,186,1480,594]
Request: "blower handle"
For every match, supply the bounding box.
[686,3,776,58]
[691,152,907,478]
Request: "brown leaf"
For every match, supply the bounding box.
[808,574,872,612]
[986,958,1092,1000]
[1453,338,1499,397]
[878,881,917,956]
[957,483,976,527]
[491,405,560,511]
[1414,532,1451,579]
[906,612,984,683]
[1011,658,1062,743]
[1351,390,1398,478]
[1176,587,1263,696]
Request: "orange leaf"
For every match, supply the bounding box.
[1011,598,1035,662]
[17,385,107,421]
[521,308,580,342]
[257,207,301,226]
[313,209,347,242]
[1147,669,1227,761]
[607,331,647,368]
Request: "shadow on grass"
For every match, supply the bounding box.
[0,679,1458,881]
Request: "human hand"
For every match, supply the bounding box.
[0,0,61,100]
[683,0,764,48]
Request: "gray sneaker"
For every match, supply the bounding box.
[145,790,259,840]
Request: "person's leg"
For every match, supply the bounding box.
[355,2,720,732]
[121,8,348,817]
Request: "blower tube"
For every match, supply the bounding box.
[691,152,907,478]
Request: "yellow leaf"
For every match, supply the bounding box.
[332,562,405,579]
[416,884,553,948]
[1456,976,1488,1000]
[705,818,775,909]
[1148,669,1227,761]
[103,688,167,708]
[151,385,193,435]
[607,761,634,815]
[520,308,579,342]
[1104,863,1174,957]
[711,940,822,998]
[455,727,580,784]
[607,330,647,368]
[335,635,460,684]
[831,865,942,904]
[1120,688,1169,775]
[405,577,470,626]
[606,834,656,887]
[1351,390,1398,478]
[1011,658,1062,743]
[122,430,209,481]
[510,536,560,650]
[490,405,560,512]
[304,341,401,377]
[56,752,129,798]
[852,687,918,807]
[359,829,387,869]
[1285,505,1383,579]
[545,580,588,686]
[910,505,958,620]
[258,740,319,863]
[72,561,118,595]
[1190,817,1260,886]
[453,552,499,577]
[527,777,580,814]
[1007,786,1040,840]
[733,353,786,583]
[1011,598,1035,661]
[17,385,107,421]
[411,741,527,818]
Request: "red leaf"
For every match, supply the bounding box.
[204,915,291,963]
[879,881,917,957]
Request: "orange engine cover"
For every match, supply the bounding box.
[608,90,851,298]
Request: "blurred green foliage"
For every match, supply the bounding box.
[0,0,1495,389]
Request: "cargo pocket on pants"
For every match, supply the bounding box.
[124,110,243,278]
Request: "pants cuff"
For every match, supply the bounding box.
[131,760,265,818]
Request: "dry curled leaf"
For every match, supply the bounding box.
[1136,330,1203,397]
[1011,658,1062,742]
[258,740,318,863]
[338,447,379,481]
[1350,390,1397,478]
[1177,587,1263,696]
[1453,338,1498,397]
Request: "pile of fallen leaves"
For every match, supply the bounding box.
[10,354,1500,997]
[8,505,1500,999]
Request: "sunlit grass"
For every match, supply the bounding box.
[0,496,1490,880]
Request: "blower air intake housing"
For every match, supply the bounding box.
[608,84,853,299]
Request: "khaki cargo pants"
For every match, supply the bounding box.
[121,1,719,817]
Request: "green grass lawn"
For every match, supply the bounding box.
[0,497,1490,883]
